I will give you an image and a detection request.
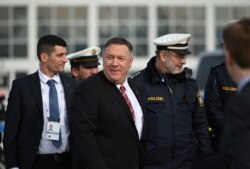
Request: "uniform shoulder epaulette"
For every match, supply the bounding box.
[130,71,142,79]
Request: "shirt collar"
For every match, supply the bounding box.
[38,69,61,84]
[238,76,250,93]
[116,79,129,89]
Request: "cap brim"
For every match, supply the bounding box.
[170,48,191,56]
[78,61,100,67]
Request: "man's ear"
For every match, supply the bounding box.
[159,51,167,62]
[71,67,79,77]
[225,50,233,67]
[40,53,48,62]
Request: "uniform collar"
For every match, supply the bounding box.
[146,56,164,84]
[146,56,185,84]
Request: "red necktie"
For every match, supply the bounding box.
[120,85,135,120]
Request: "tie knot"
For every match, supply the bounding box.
[47,79,56,87]
[120,85,126,93]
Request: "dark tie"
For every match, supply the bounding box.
[47,80,62,148]
[120,85,135,120]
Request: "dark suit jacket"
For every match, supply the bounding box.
[219,81,250,169]
[193,81,250,169]
[3,71,78,169]
[69,71,147,169]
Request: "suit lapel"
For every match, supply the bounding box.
[100,72,136,124]
[128,79,147,140]
[29,72,43,118]
[59,74,71,114]
[128,79,143,108]
[29,72,73,119]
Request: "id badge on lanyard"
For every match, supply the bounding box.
[46,121,61,141]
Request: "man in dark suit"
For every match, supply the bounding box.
[3,34,78,169]
[219,17,250,169]
[69,37,147,169]
[192,18,250,169]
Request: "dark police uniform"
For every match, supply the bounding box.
[131,56,211,169]
[204,61,237,150]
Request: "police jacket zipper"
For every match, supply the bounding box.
[167,85,173,93]
[167,84,175,168]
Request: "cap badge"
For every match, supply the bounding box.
[92,49,97,55]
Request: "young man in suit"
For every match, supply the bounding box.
[69,37,147,169]
[220,17,250,169]
[192,18,250,169]
[3,34,78,169]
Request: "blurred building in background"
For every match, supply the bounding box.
[0,0,250,98]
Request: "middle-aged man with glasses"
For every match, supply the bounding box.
[131,33,211,169]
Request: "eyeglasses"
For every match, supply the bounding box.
[166,50,186,59]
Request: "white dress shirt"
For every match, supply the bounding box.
[38,70,69,154]
[117,79,144,139]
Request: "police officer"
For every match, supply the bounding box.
[131,34,211,169]
[204,61,237,150]
[67,47,101,80]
